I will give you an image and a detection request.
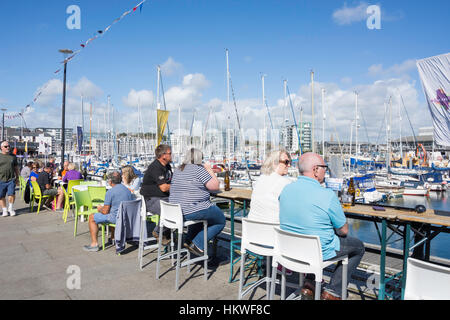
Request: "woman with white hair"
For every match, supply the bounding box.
[247,148,293,223]
[169,147,226,256]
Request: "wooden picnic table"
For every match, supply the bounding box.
[213,188,450,299]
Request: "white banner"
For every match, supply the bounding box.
[416,53,450,146]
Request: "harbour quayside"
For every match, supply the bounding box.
[1,1,449,304]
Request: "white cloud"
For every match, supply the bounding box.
[35,78,63,107]
[165,73,210,110]
[368,59,417,78]
[71,77,103,99]
[182,73,210,90]
[160,57,182,76]
[122,89,155,108]
[332,2,369,25]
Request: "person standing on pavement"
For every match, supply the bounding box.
[0,141,20,217]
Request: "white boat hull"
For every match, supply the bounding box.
[403,188,429,196]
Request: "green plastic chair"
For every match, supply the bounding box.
[87,186,106,206]
[100,222,116,251]
[61,186,74,223]
[30,180,51,214]
[67,179,82,208]
[73,190,97,237]
[18,176,27,200]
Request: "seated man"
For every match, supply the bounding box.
[83,171,133,252]
[139,144,172,245]
[36,163,64,211]
[279,152,365,300]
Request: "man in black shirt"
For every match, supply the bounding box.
[140,144,172,245]
[37,163,63,211]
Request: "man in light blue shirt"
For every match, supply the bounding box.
[83,171,133,252]
[279,152,364,300]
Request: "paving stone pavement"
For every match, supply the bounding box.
[0,195,372,301]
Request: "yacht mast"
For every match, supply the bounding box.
[311,70,315,153]
[355,91,359,156]
[284,80,288,148]
[156,65,161,146]
[322,88,326,157]
[226,49,231,170]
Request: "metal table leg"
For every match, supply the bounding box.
[378,218,387,300]
[401,223,411,300]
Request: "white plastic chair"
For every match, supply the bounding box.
[270,227,348,300]
[138,195,160,270]
[238,218,279,300]
[156,200,209,291]
[404,257,450,300]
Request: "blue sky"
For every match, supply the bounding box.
[0,0,449,142]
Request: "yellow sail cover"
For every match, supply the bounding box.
[157,109,170,146]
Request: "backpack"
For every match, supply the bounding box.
[24,181,31,204]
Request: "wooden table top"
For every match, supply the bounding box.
[213,187,450,227]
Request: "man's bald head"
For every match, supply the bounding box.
[298,152,326,181]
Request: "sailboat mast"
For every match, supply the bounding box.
[178,106,181,163]
[399,96,403,160]
[81,95,84,136]
[284,80,288,148]
[355,91,359,156]
[107,95,111,158]
[261,75,266,161]
[311,70,315,153]
[156,66,161,147]
[89,102,92,155]
[322,88,326,157]
[226,49,231,170]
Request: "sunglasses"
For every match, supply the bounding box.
[316,165,329,171]
[279,159,291,166]
[2,145,10,148]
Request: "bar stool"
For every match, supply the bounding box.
[270,227,348,300]
[156,200,208,291]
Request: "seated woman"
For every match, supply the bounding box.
[169,148,226,255]
[58,161,69,180]
[247,149,293,223]
[121,165,141,193]
[62,162,82,183]
[247,149,293,275]
[29,162,40,186]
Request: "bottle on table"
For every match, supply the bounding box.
[224,170,231,191]
[348,177,356,206]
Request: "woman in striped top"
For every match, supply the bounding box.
[169,148,225,255]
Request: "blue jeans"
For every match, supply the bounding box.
[0,179,16,198]
[183,205,226,251]
[306,235,365,297]
[93,212,116,224]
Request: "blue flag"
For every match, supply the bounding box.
[77,126,83,153]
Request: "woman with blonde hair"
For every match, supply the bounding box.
[121,165,141,193]
[247,148,293,223]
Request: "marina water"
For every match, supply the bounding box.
[348,190,450,260]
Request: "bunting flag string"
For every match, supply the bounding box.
[22,0,146,114]
[5,112,24,120]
